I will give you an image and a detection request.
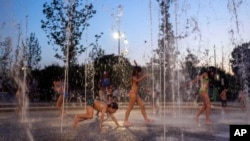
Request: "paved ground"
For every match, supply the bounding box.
[0,102,249,141]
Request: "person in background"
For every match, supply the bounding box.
[112,86,120,102]
[238,89,247,112]
[220,87,228,113]
[0,76,3,92]
[53,77,67,118]
[99,71,110,100]
[96,71,110,117]
[106,85,114,104]
[15,86,23,114]
[152,88,160,115]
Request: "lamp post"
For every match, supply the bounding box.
[113,31,124,56]
[118,30,121,55]
[112,5,123,56]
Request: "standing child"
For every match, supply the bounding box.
[53,77,67,118]
[238,90,247,112]
[123,60,152,126]
[99,71,110,100]
[220,88,228,113]
[16,86,23,114]
[107,85,114,104]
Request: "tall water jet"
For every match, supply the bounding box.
[11,24,34,141]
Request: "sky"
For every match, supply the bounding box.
[1,0,250,70]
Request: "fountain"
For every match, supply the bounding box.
[1,0,250,141]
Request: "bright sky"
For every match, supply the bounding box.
[1,0,250,70]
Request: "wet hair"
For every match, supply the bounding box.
[207,66,216,73]
[108,102,119,109]
[207,66,216,79]
[54,77,61,82]
[132,66,142,77]
[199,66,216,77]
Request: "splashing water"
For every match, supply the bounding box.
[11,28,34,141]
[227,0,243,34]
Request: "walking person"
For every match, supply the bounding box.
[123,60,153,126]
[188,67,216,125]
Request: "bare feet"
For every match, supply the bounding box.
[15,108,19,114]
[15,108,22,115]
[123,121,133,127]
[145,119,154,124]
[72,115,79,127]
[96,112,99,117]
[58,111,67,119]
[205,120,212,125]
[195,116,199,124]
[71,118,79,127]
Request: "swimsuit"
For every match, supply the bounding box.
[87,99,95,107]
[63,92,68,97]
[101,78,110,87]
[221,100,227,107]
[199,78,209,93]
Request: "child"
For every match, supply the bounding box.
[189,67,215,125]
[152,88,160,114]
[15,86,23,114]
[53,77,67,118]
[220,88,228,113]
[107,85,114,104]
[99,71,110,99]
[238,90,247,112]
[72,99,120,129]
[123,60,152,126]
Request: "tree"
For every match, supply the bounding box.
[230,42,250,92]
[182,48,200,80]
[93,55,131,93]
[0,37,13,76]
[88,32,105,60]
[155,0,175,101]
[27,33,41,70]
[41,0,96,65]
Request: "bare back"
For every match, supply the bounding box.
[93,100,107,113]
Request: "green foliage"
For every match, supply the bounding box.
[154,0,175,101]
[34,64,64,90]
[230,42,250,91]
[93,55,131,90]
[183,49,200,80]
[0,37,12,76]
[88,32,105,60]
[27,33,42,70]
[41,0,96,65]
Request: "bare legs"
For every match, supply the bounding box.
[56,94,64,118]
[124,92,136,125]
[196,92,211,124]
[72,106,94,127]
[124,92,151,126]
[16,94,22,114]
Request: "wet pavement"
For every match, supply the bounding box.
[0,103,249,141]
